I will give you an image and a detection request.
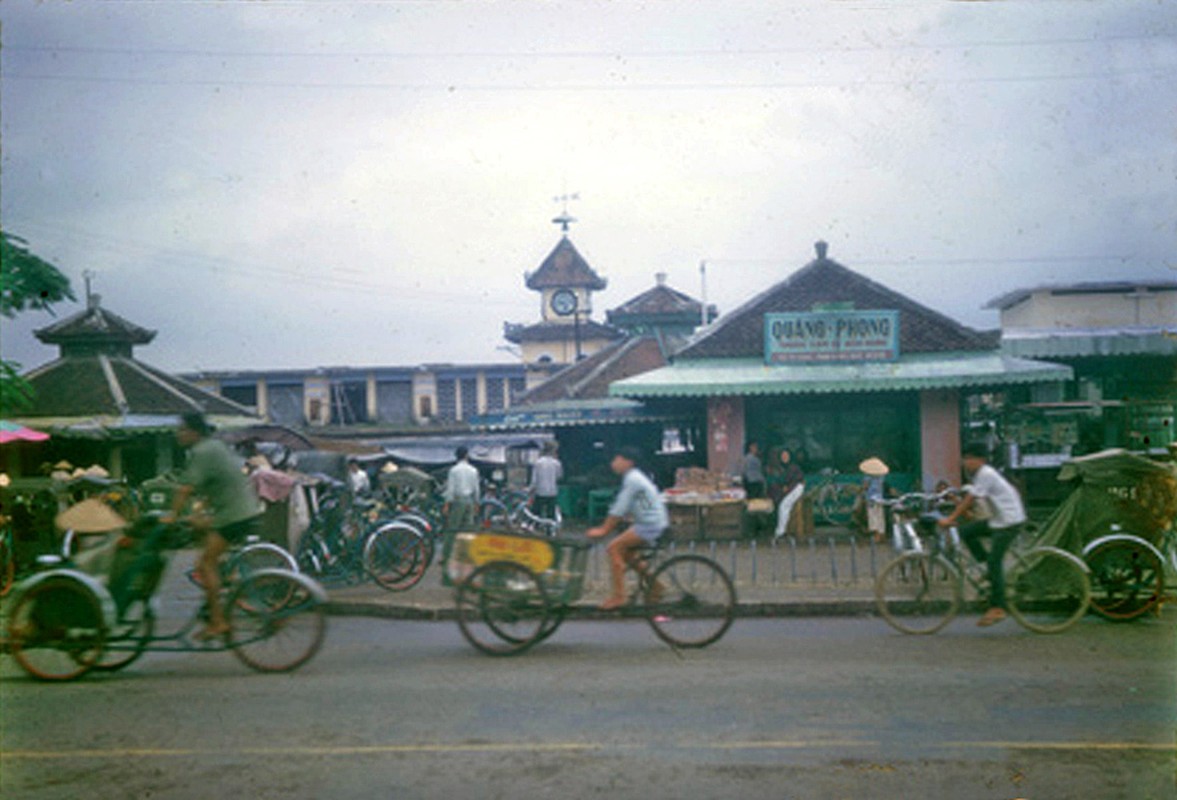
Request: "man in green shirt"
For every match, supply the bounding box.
[167,412,262,640]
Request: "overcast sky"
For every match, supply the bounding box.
[2,1,1174,374]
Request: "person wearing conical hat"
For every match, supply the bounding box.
[853,457,890,540]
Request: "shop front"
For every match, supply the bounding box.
[611,243,1073,497]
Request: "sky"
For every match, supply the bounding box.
[2,0,1175,375]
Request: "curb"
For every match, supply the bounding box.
[323,599,882,622]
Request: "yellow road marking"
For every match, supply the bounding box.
[3,740,1174,760]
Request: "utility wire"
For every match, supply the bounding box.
[6,65,1172,91]
[5,32,1172,59]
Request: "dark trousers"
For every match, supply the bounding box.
[960,520,1021,609]
[532,495,558,521]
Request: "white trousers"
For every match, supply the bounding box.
[774,484,805,538]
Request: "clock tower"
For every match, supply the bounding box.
[503,212,624,388]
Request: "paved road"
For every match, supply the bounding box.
[3,612,1174,799]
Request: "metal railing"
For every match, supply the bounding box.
[583,534,890,591]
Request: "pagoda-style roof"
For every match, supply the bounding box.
[35,295,156,358]
[525,237,607,291]
[503,319,625,345]
[15,296,258,432]
[678,242,993,360]
[18,354,256,423]
[607,273,715,333]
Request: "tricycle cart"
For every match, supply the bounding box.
[442,529,736,656]
[1032,448,1177,621]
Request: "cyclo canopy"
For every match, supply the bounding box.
[1033,448,1177,554]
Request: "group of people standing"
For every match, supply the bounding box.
[738,442,805,538]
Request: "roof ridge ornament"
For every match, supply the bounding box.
[552,191,579,233]
[815,240,829,260]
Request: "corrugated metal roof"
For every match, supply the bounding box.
[471,397,683,430]
[609,352,1073,398]
[1001,328,1177,358]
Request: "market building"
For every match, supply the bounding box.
[610,242,1075,492]
[185,362,527,429]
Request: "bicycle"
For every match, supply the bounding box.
[296,480,427,592]
[4,517,326,681]
[805,468,859,527]
[448,529,736,656]
[874,492,1091,634]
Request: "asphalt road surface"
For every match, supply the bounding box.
[2,613,1174,800]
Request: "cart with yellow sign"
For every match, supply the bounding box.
[443,529,736,656]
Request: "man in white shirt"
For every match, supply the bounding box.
[529,441,563,521]
[443,446,481,531]
[939,442,1028,627]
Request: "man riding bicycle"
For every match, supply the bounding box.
[165,412,263,640]
[586,446,668,611]
[938,442,1027,627]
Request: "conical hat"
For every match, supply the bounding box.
[859,457,890,477]
[56,498,127,533]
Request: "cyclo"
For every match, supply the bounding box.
[3,513,327,681]
[1031,448,1177,621]
[442,527,736,656]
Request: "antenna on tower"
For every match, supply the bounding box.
[552,191,579,233]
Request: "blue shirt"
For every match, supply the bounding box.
[608,468,668,530]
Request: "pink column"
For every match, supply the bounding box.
[920,389,961,489]
[706,396,745,476]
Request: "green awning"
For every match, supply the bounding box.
[610,351,1073,398]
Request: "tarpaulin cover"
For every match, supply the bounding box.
[1032,449,1177,553]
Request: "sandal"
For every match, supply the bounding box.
[976,608,1006,628]
[597,598,628,611]
[194,625,230,641]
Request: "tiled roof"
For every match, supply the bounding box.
[525,237,607,290]
[607,278,711,330]
[20,355,256,420]
[678,243,993,359]
[516,335,673,402]
[35,299,156,354]
[503,319,625,344]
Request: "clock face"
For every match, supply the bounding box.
[550,289,578,316]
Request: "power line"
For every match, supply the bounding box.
[6,65,1172,91]
[5,32,1170,59]
[2,219,533,309]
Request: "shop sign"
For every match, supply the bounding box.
[764,310,900,364]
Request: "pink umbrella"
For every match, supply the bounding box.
[0,421,50,444]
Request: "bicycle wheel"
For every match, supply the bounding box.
[8,577,107,681]
[1084,537,1165,621]
[0,536,15,597]
[875,553,961,635]
[1006,547,1091,634]
[94,599,154,672]
[455,561,550,656]
[644,555,736,649]
[392,512,438,567]
[227,571,326,673]
[363,523,427,591]
[228,542,298,580]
